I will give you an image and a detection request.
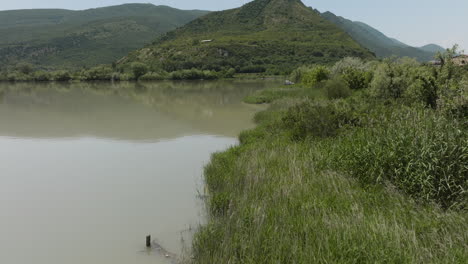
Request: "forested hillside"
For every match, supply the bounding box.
[0,4,209,69]
[119,0,374,76]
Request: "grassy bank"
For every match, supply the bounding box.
[190,55,467,263]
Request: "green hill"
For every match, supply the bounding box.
[119,0,374,75]
[419,44,446,53]
[0,4,209,69]
[320,11,445,62]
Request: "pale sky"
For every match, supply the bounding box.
[0,0,465,51]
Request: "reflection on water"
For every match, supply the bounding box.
[0,80,279,264]
[0,80,272,140]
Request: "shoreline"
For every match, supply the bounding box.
[189,79,467,263]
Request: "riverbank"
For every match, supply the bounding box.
[190,59,467,263]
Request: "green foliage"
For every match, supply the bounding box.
[439,76,468,118]
[15,62,34,75]
[210,192,231,216]
[301,66,330,87]
[139,72,168,81]
[33,70,51,81]
[131,63,149,80]
[244,86,324,104]
[289,66,310,83]
[169,68,218,80]
[370,58,419,99]
[282,100,350,140]
[341,67,373,90]
[331,57,370,75]
[80,65,114,81]
[192,53,467,263]
[324,76,352,99]
[52,70,72,81]
[405,68,438,108]
[331,105,467,209]
[194,94,467,264]
[368,48,466,109]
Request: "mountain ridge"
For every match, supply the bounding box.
[320,11,445,61]
[0,4,210,69]
[120,0,374,74]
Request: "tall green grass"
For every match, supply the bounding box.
[193,131,467,263]
[328,106,467,210]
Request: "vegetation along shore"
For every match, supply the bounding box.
[191,48,467,263]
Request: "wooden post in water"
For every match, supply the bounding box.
[146,235,151,248]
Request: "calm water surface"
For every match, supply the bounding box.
[0,80,277,264]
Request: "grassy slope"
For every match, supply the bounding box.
[191,86,467,263]
[0,4,209,69]
[120,0,374,73]
[320,11,444,62]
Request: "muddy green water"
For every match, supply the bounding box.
[0,80,277,264]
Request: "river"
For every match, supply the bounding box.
[0,80,277,264]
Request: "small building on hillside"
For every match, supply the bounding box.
[452,55,468,66]
[429,55,468,66]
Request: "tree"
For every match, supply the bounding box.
[16,63,34,75]
[342,68,372,90]
[131,62,149,80]
[53,70,72,81]
[302,66,330,87]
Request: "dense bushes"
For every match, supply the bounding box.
[291,58,373,91]
[324,76,352,99]
[194,52,468,262]
[131,62,149,80]
[0,64,236,82]
[256,49,468,209]
[52,70,72,81]
[283,101,348,140]
[301,66,330,87]
[330,106,467,209]
[341,68,373,90]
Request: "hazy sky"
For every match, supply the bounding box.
[0,0,465,51]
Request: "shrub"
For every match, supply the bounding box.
[301,66,330,87]
[405,68,438,108]
[239,65,266,73]
[289,66,310,83]
[131,62,149,80]
[438,76,468,118]
[342,67,373,90]
[52,70,72,81]
[33,71,51,81]
[82,66,113,81]
[282,101,350,140]
[324,76,352,99]
[139,72,168,81]
[6,71,32,81]
[15,62,34,75]
[331,57,368,75]
[370,58,423,99]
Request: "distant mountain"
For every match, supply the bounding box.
[0,4,209,69]
[419,44,446,53]
[321,11,445,61]
[120,0,373,74]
